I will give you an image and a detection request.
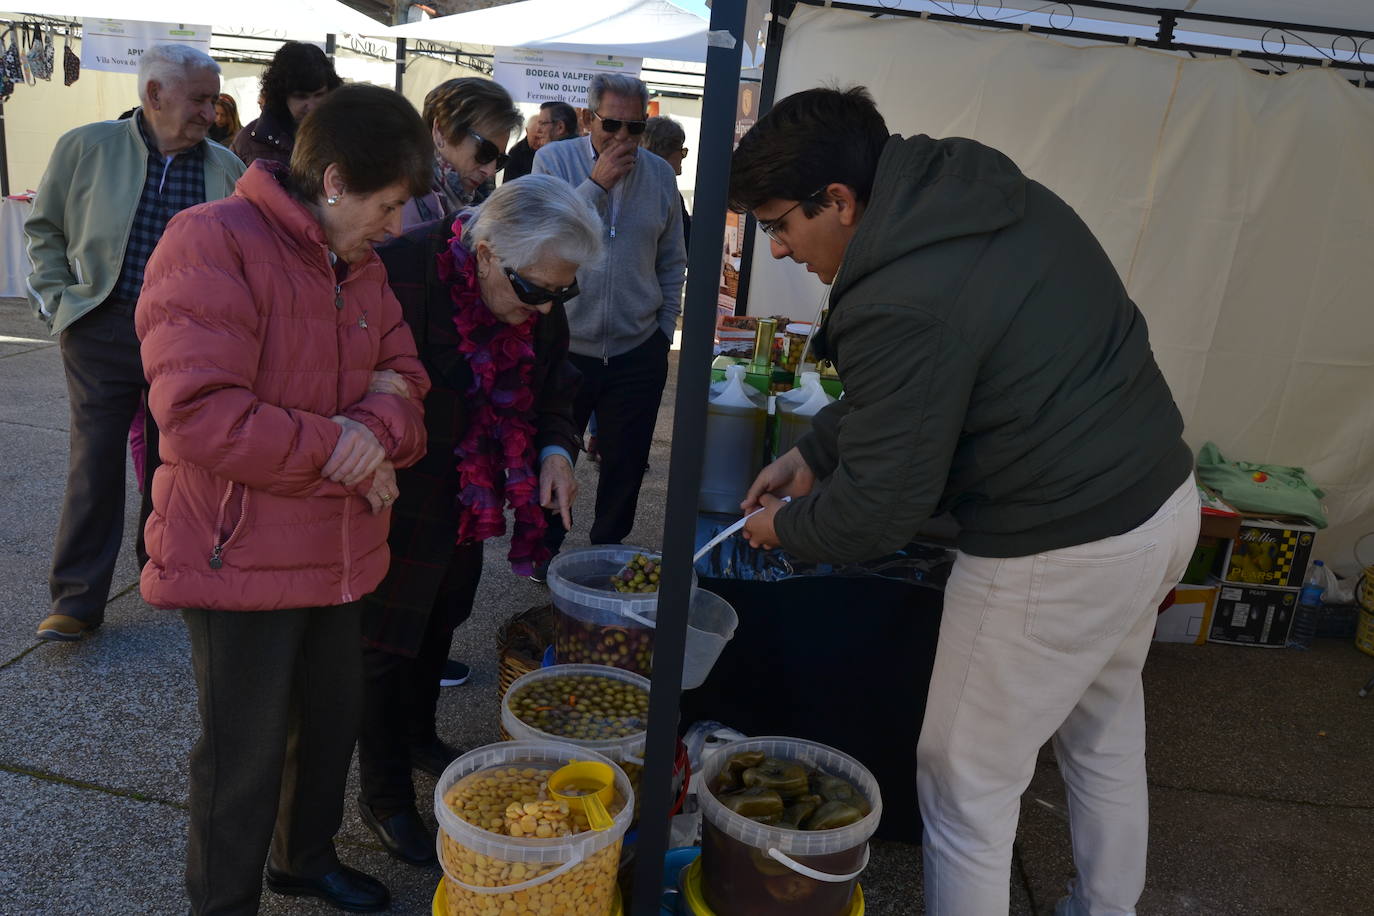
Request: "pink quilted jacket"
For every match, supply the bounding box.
[136,161,431,611]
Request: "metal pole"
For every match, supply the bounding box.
[395,38,406,94]
[628,0,748,912]
[733,0,796,316]
[324,32,336,58]
[0,100,9,197]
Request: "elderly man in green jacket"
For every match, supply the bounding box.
[733,87,1198,916]
[25,44,245,642]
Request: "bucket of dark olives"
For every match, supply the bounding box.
[547,546,697,677]
[697,737,881,916]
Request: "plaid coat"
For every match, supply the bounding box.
[361,217,582,656]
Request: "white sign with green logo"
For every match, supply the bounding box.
[493,47,643,106]
[81,19,211,75]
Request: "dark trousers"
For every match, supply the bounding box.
[183,603,364,916]
[357,542,483,817]
[50,302,158,622]
[546,330,670,551]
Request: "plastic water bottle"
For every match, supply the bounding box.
[1287,560,1325,649]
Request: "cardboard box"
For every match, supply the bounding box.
[1207,581,1297,647]
[1155,585,1217,645]
[1219,518,1317,589]
[1198,485,1243,540]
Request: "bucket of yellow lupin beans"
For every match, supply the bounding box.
[434,741,633,916]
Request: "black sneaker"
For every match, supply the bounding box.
[439,659,470,687]
[528,561,550,585]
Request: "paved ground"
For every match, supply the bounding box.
[2,295,1371,915]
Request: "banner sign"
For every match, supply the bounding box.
[81,19,211,75]
[493,47,643,106]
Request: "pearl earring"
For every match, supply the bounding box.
[326,194,341,206]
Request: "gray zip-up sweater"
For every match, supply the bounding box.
[533,135,686,359]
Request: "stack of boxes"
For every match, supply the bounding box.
[1157,485,1318,648]
[1209,518,1317,647]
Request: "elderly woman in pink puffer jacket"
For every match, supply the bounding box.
[136,85,432,916]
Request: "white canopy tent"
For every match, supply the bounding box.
[2,0,386,35]
[388,0,710,63]
[0,0,483,192]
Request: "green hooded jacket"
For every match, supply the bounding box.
[775,134,1193,561]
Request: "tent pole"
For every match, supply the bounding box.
[627,0,748,912]
[0,100,9,197]
[395,38,406,93]
[733,0,797,316]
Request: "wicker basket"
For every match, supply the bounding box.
[495,603,555,739]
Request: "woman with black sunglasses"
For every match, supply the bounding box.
[402,77,523,229]
[355,174,601,865]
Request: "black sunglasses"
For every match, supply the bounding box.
[592,111,647,136]
[505,267,579,307]
[466,128,509,171]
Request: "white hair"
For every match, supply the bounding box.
[587,73,648,115]
[465,175,603,272]
[137,44,220,105]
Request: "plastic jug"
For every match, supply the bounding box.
[700,364,767,515]
[775,371,835,460]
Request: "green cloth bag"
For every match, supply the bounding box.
[1196,442,1327,528]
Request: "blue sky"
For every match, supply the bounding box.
[668,0,712,19]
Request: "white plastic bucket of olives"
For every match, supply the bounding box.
[696,736,882,915]
[546,546,737,689]
[432,740,633,915]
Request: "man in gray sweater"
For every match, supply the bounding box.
[533,74,686,565]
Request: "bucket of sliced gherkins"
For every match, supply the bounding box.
[547,546,698,677]
[502,664,690,821]
[697,737,881,916]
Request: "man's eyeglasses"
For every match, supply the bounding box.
[758,186,828,244]
[467,128,510,171]
[505,267,579,307]
[592,111,647,136]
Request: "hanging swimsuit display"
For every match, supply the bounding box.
[2,28,23,86]
[28,24,54,81]
[19,24,35,86]
[63,30,78,85]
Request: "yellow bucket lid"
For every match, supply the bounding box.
[680,857,865,915]
[433,879,624,915]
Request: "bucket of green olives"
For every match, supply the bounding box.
[547,546,697,677]
[697,737,882,916]
[502,664,661,818]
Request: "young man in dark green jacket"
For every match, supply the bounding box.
[733,87,1199,916]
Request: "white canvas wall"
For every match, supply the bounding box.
[749,6,1374,574]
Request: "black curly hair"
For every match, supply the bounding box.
[260,42,343,123]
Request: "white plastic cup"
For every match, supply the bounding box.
[682,589,739,690]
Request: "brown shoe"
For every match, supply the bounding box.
[36,614,99,642]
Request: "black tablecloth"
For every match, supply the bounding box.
[680,573,943,843]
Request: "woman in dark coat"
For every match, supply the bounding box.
[356,174,602,864]
[232,42,341,167]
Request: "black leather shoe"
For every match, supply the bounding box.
[408,737,461,777]
[264,864,390,912]
[358,799,437,866]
